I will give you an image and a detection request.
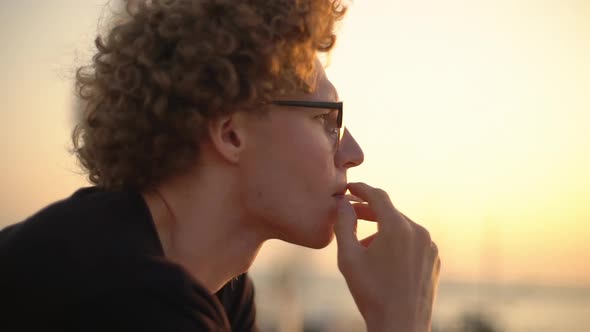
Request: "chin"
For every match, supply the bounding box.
[272,208,338,249]
[305,232,335,249]
[289,226,335,249]
[299,211,338,249]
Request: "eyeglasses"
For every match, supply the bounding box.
[271,100,343,151]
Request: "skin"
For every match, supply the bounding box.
[142,62,441,331]
[335,184,441,331]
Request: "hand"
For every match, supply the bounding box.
[334,182,441,332]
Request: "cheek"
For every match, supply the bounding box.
[239,121,336,219]
[278,134,336,220]
[242,140,330,201]
[284,124,335,175]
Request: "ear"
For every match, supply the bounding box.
[207,112,247,163]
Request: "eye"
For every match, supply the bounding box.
[315,112,332,124]
[316,109,337,124]
[315,110,339,137]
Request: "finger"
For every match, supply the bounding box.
[400,212,416,224]
[359,233,377,248]
[352,203,377,222]
[333,199,362,258]
[430,241,439,257]
[352,203,389,235]
[344,194,364,203]
[347,183,402,229]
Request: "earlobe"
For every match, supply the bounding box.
[207,114,245,164]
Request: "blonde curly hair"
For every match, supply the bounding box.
[72,0,346,191]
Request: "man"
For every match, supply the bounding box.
[0,0,440,331]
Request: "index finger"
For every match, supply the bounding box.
[347,182,406,231]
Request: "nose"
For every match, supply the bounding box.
[335,127,364,169]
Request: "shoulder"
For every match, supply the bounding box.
[0,186,158,262]
[79,258,232,331]
[5,256,234,331]
[0,187,145,244]
[0,187,169,321]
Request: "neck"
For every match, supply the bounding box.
[141,168,266,293]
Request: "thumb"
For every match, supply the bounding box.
[333,199,361,257]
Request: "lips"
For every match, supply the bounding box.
[332,186,364,202]
[332,184,348,197]
[333,189,347,196]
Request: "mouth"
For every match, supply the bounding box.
[332,184,347,197]
[332,187,364,202]
[332,189,347,197]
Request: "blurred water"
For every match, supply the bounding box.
[250,270,590,332]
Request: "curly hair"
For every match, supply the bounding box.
[72,0,346,191]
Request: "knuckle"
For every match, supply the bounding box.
[400,212,415,224]
[373,188,390,199]
[414,224,432,244]
[431,241,439,256]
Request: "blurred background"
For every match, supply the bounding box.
[1,0,589,331]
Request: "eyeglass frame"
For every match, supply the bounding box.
[270,100,343,150]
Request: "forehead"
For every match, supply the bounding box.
[313,65,339,102]
[289,62,339,102]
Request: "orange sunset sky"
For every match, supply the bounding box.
[1,0,589,287]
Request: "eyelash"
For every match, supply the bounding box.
[315,112,339,139]
[315,112,332,123]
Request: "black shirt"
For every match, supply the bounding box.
[0,187,258,331]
